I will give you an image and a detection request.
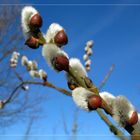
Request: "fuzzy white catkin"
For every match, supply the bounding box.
[10,63,17,68]
[12,51,20,60]
[42,43,68,70]
[85,59,91,66]
[10,58,17,64]
[84,46,89,52]
[10,51,20,67]
[83,40,94,72]
[66,58,87,87]
[69,58,87,77]
[85,66,90,71]
[31,61,38,70]
[21,56,28,66]
[99,91,115,107]
[86,48,93,56]
[86,40,93,47]
[112,96,136,127]
[72,87,94,111]
[39,69,47,80]
[27,61,33,71]
[46,23,63,43]
[29,70,40,78]
[83,54,89,61]
[21,6,38,37]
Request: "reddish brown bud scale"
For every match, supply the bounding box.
[25,36,39,49]
[53,55,69,72]
[29,13,42,29]
[67,82,78,90]
[54,30,68,47]
[127,111,138,126]
[88,95,102,110]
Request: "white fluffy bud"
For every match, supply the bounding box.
[42,43,68,70]
[27,61,33,71]
[31,60,38,70]
[86,48,93,56]
[66,58,87,86]
[29,70,40,78]
[86,40,93,48]
[21,6,38,37]
[84,46,89,52]
[21,56,28,66]
[10,63,17,68]
[10,51,20,68]
[69,58,87,77]
[85,59,91,66]
[112,96,136,127]
[39,69,47,80]
[83,54,89,61]
[10,58,17,64]
[12,51,20,60]
[99,91,115,107]
[46,23,63,43]
[85,66,90,71]
[72,87,93,111]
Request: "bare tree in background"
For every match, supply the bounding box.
[0,4,48,129]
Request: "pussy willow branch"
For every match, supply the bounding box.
[38,35,132,137]
[3,75,126,140]
[4,82,24,105]
[3,80,71,107]
[96,65,128,140]
[68,66,127,138]
[26,81,71,96]
[68,65,139,137]
[6,67,136,138]
[24,81,126,139]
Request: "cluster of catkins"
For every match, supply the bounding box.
[83,40,93,71]
[21,6,44,49]
[22,6,69,72]
[21,6,140,132]
[21,56,47,81]
[21,6,88,84]
[10,52,29,91]
[72,88,140,130]
[10,51,20,68]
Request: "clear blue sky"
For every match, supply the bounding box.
[1,0,140,140]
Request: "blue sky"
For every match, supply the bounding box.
[1,0,140,140]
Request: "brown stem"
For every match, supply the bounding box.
[24,81,71,96]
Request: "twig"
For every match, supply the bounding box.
[2,80,71,108]
[5,67,137,138]
[4,82,24,105]
[97,109,128,140]
[61,112,69,135]
[99,64,115,90]
[23,116,36,140]
[71,109,78,140]
[25,81,71,96]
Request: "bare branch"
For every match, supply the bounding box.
[99,64,115,90]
